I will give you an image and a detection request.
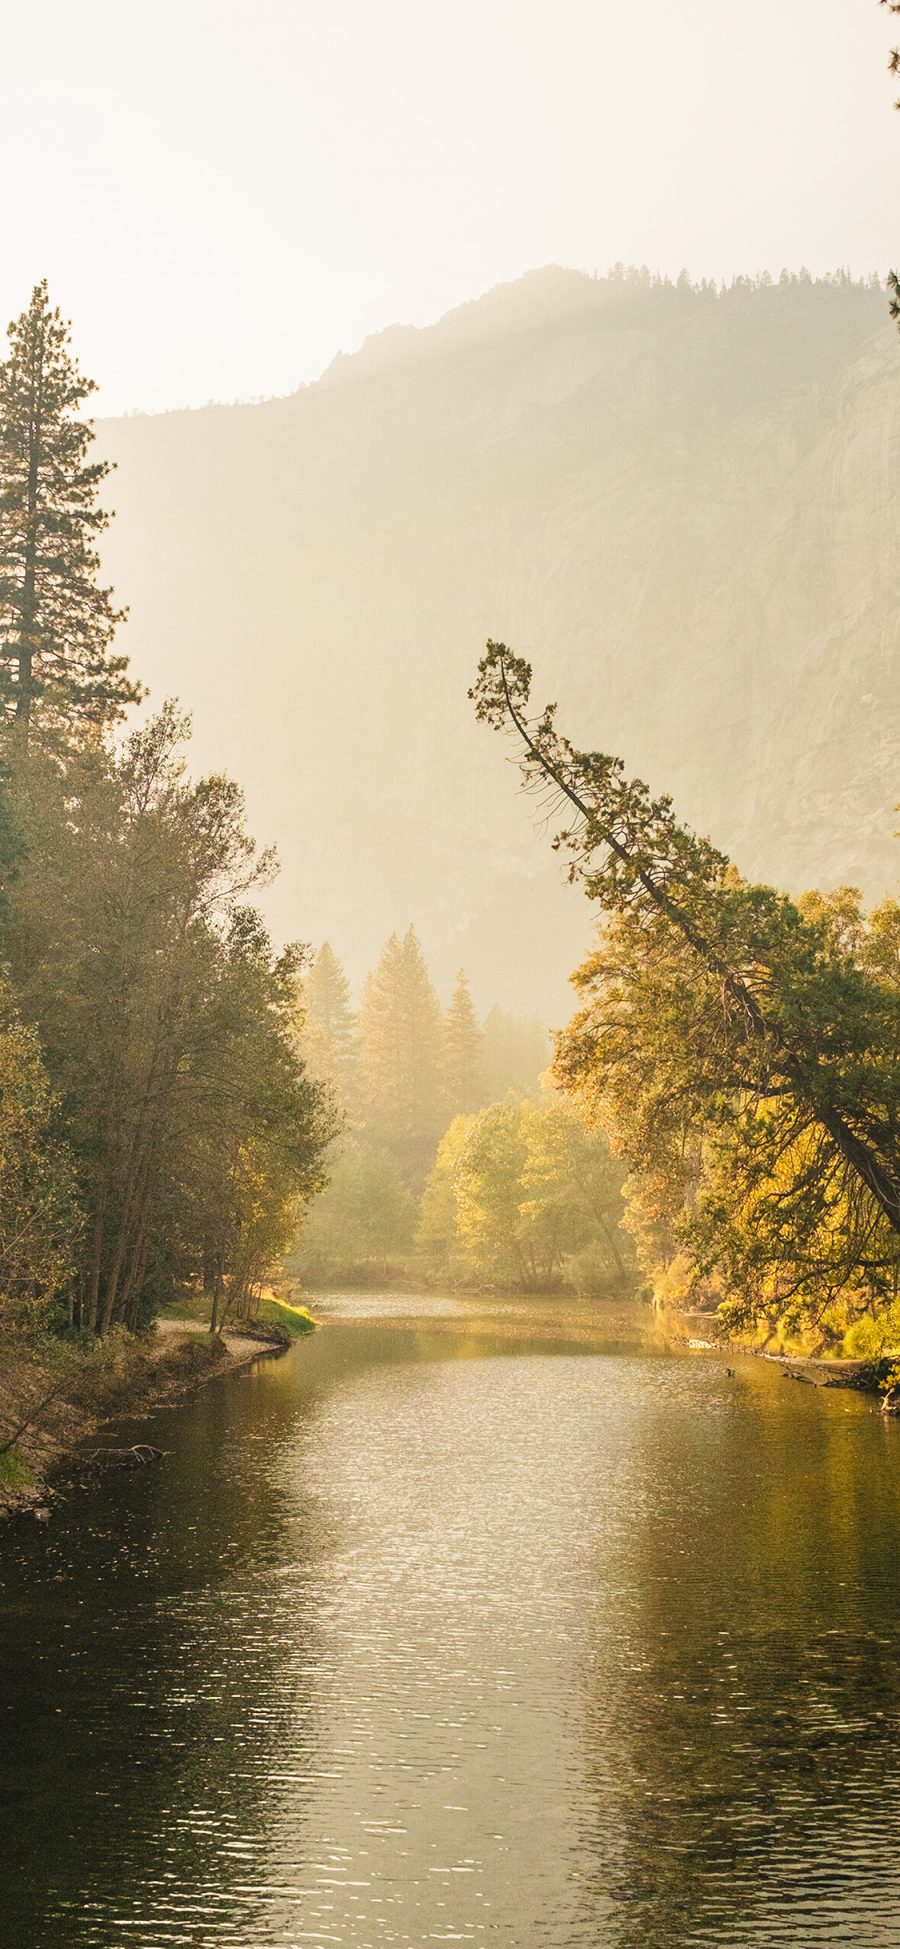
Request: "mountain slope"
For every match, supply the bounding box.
[97,268,900,1017]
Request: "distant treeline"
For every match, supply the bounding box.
[300,931,548,1176]
[294,937,632,1293]
[599,264,884,298]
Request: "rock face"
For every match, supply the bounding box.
[97,269,900,1019]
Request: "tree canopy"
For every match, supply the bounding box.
[0,282,139,738]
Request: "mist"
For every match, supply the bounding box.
[95,265,899,1020]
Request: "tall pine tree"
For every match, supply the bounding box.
[302,941,357,1110]
[358,926,444,1179]
[442,968,484,1116]
[0,282,138,738]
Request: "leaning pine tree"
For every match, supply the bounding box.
[470,642,900,1329]
[0,281,139,739]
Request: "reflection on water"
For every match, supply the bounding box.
[2,1293,900,1947]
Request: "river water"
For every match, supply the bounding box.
[3,1292,900,1949]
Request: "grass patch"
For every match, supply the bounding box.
[260,1297,317,1337]
[156,1290,212,1325]
[0,1448,34,1490]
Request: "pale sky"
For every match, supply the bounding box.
[1,0,896,414]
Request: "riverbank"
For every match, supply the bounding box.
[0,1320,288,1522]
[672,1309,896,1396]
[752,1348,897,1394]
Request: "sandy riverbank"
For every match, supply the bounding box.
[0,1320,287,1521]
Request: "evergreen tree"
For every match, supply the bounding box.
[358,926,444,1178]
[442,968,484,1116]
[302,941,357,1108]
[0,282,138,737]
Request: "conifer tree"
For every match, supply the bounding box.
[358,926,444,1178]
[302,941,357,1108]
[442,968,484,1116]
[0,282,138,736]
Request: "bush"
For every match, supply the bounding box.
[844,1300,900,1360]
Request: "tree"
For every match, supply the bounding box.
[358,926,444,1179]
[174,914,336,1334]
[0,282,138,737]
[442,969,484,1116]
[470,643,900,1327]
[518,1098,630,1291]
[301,941,357,1110]
[297,1140,416,1282]
[453,1100,530,1286]
[416,1114,476,1280]
[0,978,78,1324]
[2,707,335,1333]
[418,1095,629,1291]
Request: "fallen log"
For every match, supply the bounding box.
[85,1443,165,1468]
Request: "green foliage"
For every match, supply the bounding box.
[418,1094,631,1291]
[260,1296,316,1337]
[844,1300,900,1361]
[417,1114,476,1282]
[0,281,139,737]
[454,1100,530,1284]
[1,708,335,1334]
[0,286,336,1348]
[0,977,79,1321]
[0,1447,33,1489]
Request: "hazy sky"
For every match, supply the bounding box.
[1,0,896,414]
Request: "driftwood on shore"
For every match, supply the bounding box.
[84,1443,165,1469]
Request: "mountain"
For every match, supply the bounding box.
[96,267,900,1020]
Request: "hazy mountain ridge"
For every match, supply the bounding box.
[97,269,899,1018]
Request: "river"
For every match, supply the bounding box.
[2,1292,900,1948]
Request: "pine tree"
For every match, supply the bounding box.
[302,942,357,1108]
[358,926,444,1178]
[442,968,484,1116]
[0,282,139,737]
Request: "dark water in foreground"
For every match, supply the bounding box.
[3,1293,900,1949]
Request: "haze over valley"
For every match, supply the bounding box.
[97,265,899,1017]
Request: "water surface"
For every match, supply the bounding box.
[2,1293,900,1948]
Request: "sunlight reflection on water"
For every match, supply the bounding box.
[2,1293,900,1948]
